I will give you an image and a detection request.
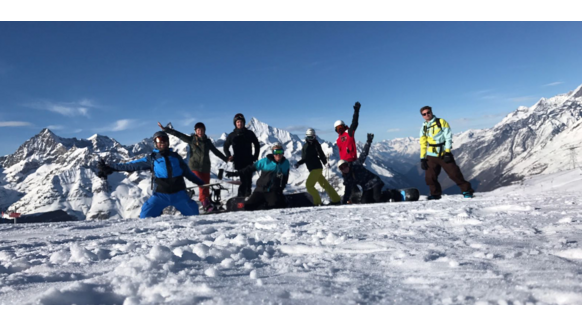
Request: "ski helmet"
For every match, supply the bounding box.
[194,122,206,131]
[271,142,283,150]
[233,113,246,127]
[334,120,345,129]
[306,128,316,137]
[153,131,169,149]
[337,159,349,170]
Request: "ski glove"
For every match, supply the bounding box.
[225,170,239,178]
[420,158,428,170]
[97,159,114,178]
[367,133,374,143]
[443,152,454,164]
[354,101,361,111]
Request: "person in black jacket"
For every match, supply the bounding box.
[294,128,341,206]
[157,121,229,212]
[339,133,385,204]
[223,113,260,197]
[226,143,290,211]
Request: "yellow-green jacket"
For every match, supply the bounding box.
[419,117,452,159]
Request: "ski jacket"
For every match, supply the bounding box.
[336,108,359,162]
[163,127,228,173]
[341,140,383,203]
[419,117,452,159]
[108,149,204,194]
[296,139,327,171]
[239,154,290,193]
[223,128,260,170]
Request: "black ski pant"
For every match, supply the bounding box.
[244,191,287,211]
[425,156,473,196]
[360,182,385,204]
[238,171,253,197]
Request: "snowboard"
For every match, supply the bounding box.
[285,192,314,208]
[225,192,314,212]
[226,197,247,212]
[382,188,420,202]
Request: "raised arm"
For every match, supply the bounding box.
[158,122,193,144]
[108,156,152,172]
[348,102,360,137]
[208,141,229,162]
[357,133,373,164]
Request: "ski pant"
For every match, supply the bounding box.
[139,190,200,219]
[244,191,287,211]
[192,171,210,202]
[238,171,253,197]
[425,155,473,196]
[361,182,385,204]
[306,169,341,205]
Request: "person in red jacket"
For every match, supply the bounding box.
[335,101,361,201]
[335,101,361,162]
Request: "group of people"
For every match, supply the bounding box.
[97,102,474,219]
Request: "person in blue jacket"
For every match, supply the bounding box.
[225,142,290,211]
[97,131,205,218]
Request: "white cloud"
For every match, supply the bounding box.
[26,100,95,117]
[0,121,32,127]
[543,82,563,87]
[47,125,64,130]
[111,119,134,131]
[386,128,401,133]
[181,118,196,127]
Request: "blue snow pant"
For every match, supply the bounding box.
[139,190,199,219]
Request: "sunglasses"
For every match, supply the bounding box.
[272,149,284,155]
[421,111,432,116]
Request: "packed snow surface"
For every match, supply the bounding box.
[1,170,582,304]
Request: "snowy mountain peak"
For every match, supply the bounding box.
[569,84,582,99]
[247,117,302,147]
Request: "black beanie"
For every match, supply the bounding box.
[194,122,206,131]
[233,113,246,126]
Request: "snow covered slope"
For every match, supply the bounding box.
[1,172,582,304]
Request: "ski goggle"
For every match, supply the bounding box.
[339,163,349,171]
[306,135,315,141]
[335,126,345,133]
[272,149,284,155]
[155,136,169,144]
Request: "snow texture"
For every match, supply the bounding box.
[2,169,582,304]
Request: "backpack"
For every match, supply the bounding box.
[423,117,442,136]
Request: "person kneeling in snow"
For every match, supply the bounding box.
[225,143,290,211]
[97,131,205,219]
[339,133,385,204]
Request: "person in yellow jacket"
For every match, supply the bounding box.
[419,106,474,199]
[294,129,341,206]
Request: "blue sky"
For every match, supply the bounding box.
[1,21,581,156]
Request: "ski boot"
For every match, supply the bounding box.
[463,191,474,199]
[427,195,441,200]
[202,199,215,213]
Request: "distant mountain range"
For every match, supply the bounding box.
[1,84,581,219]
